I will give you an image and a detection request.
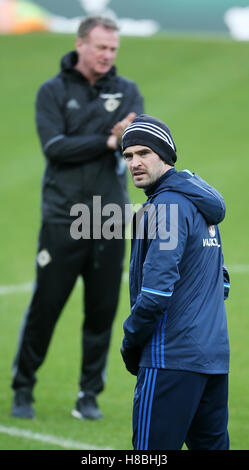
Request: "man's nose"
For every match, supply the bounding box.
[131,155,142,168]
[104,49,115,61]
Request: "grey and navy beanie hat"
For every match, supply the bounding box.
[122,114,177,166]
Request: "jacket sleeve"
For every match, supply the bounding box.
[123,201,189,349]
[35,83,109,165]
[223,264,230,300]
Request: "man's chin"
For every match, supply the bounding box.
[95,65,112,76]
[133,178,148,189]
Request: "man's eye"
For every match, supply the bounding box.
[140,151,150,156]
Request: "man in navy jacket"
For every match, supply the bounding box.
[121,114,230,450]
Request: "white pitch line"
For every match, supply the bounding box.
[0,282,33,296]
[228,264,249,273]
[0,424,113,450]
[0,274,128,297]
[0,265,248,297]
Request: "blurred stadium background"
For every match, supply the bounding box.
[0,0,249,450]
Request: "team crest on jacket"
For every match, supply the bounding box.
[208,225,216,237]
[37,249,51,267]
[100,93,122,112]
[203,225,220,247]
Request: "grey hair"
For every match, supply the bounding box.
[77,16,119,39]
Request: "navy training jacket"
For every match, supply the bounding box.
[123,169,230,374]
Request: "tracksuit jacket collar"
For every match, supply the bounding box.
[144,168,176,198]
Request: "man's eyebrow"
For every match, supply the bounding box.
[137,148,151,154]
[123,148,152,158]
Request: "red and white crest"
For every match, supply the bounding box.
[208,225,216,237]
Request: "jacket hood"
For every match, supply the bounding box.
[60,51,78,71]
[146,169,226,225]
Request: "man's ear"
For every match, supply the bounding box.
[75,37,84,51]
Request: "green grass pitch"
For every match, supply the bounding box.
[0,32,249,450]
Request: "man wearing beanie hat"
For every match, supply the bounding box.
[122,114,177,166]
[121,114,230,450]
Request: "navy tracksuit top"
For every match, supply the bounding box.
[123,169,230,374]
